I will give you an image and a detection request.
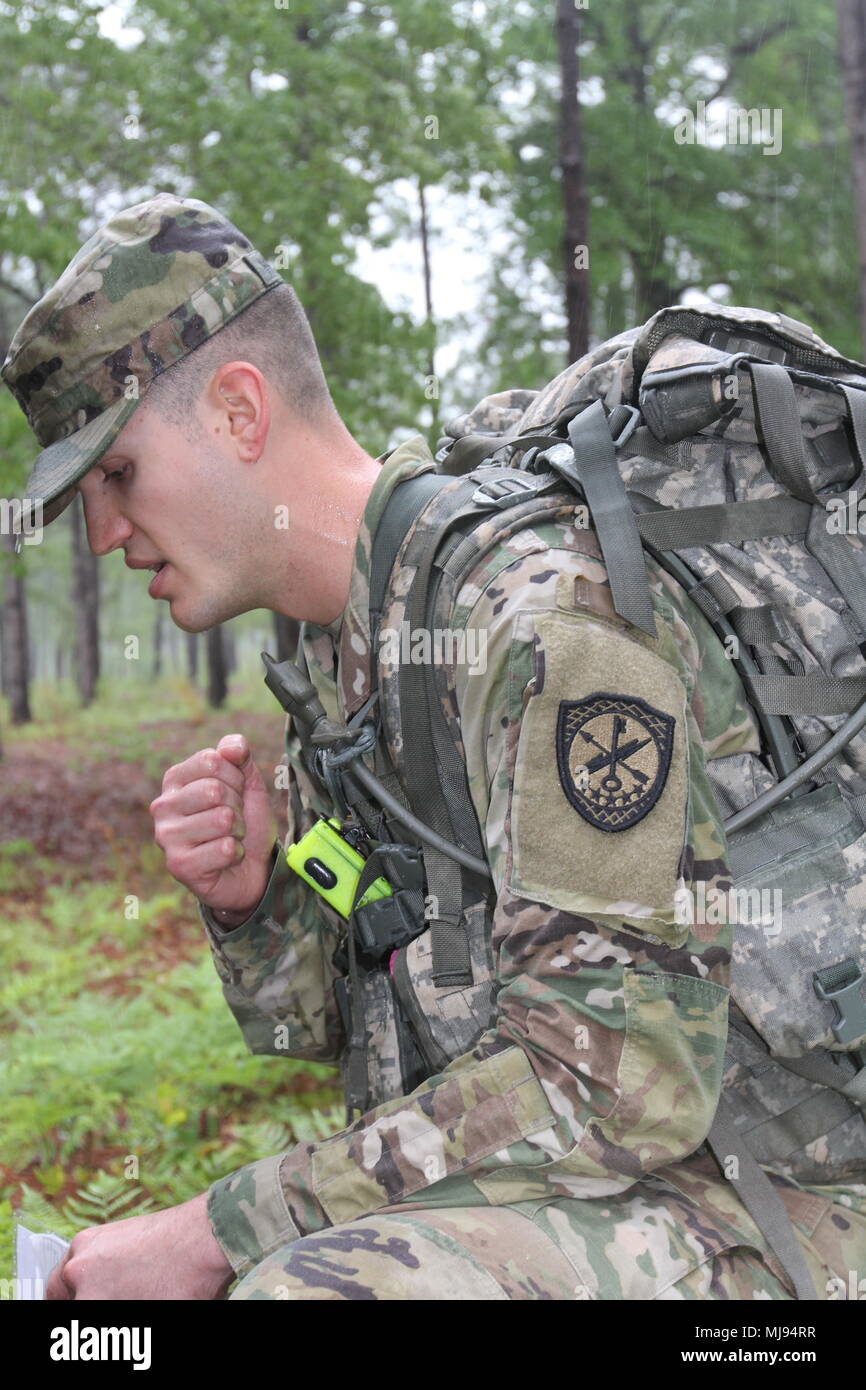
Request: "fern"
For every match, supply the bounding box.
[13,1181,77,1241]
[62,1172,159,1227]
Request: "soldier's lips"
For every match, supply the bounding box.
[148,562,171,598]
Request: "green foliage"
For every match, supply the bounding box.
[62,1172,159,1228]
[480,0,861,365]
[0,682,343,1283]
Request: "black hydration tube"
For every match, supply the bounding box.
[641,543,866,834]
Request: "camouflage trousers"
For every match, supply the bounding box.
[229,1156,866,1301]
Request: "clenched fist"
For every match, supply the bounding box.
[150,734,278,925]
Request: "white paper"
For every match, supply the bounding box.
[14,1223,70,1299]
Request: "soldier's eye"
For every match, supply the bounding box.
[103,464,131,485]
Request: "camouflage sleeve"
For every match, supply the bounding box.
[206,527,738,1282]
[198,842,346,1062]
[198,723,346,1063]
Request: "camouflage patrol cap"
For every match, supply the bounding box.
[1,191,283,528]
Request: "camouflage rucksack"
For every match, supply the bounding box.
[429,305,866,1171]
[288,301,866,1298]
[434,302,866,1112]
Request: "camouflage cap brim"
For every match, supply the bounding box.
[3,192,284,539]
[23,393,141,527]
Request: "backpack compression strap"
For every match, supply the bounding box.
[706,1101,819,1299]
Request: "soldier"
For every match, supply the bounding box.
[3,193,865,1301]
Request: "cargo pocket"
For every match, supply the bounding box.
[578,968,730,1171]
[474,966,730,1205]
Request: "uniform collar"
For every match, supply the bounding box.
[303,433,436,719]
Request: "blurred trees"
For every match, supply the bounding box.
[836,0,866,351]
[0,0,864,727]
[461,0,858,389]
[69,497,100,706]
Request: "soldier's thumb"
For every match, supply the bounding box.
[216,733,257,782]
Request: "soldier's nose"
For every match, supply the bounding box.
[79,494,133,557]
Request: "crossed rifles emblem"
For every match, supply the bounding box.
[555,693,675,832]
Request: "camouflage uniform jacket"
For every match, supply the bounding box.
[200,432,810,1285]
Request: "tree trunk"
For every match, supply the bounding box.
[272,612,300,663]
[206,624,228,708]
[69,497,100,706]
[836,0,866,352]
[223,625,236,678]
[0,529,32,724]
[152,608,164,677]
[556,0,590,362]
[166,618,179,673]
[186,631,199,682]
[418,178,439,438]
[630,255,681,323]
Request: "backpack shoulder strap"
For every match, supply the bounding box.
[370,463,571,986]
[368,468,454,658]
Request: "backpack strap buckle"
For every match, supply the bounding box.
[814,959,866,1045]
[470,471,542,509]
[607,402,641,449]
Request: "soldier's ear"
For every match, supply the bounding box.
[206,362,270,463]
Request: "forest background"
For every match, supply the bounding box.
[2,0,866,1283]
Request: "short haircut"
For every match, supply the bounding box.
[144,282,337,434]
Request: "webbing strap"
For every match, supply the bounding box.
[741,672,866,714]
[635,496,811,549]
[839,384,866,500]
[729,605,804,676]
[807,503,866,638]
[707,1100,819,1300]
[369,469,453,653]
[725,782,860,879]
[440,432,512,475]
[749,362,819,503]
[744,1090,856,1163]
[808,384,866,635]
[688,570,739,621]
[364,467,458,849]
[746,364,866,639]
[729,1007,866,1110]
[398,481,490,986]
[729,604,787,647]
[564,401,656,635]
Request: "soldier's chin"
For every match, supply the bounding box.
[170,588,235,634]
[163,585,204,633]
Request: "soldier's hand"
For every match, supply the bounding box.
[150,734,278,920]
[45,1192,234,1301]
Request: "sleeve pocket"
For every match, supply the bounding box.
[578,968,729,1173]
[310,1044,556,1227]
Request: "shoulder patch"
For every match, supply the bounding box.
[507,611,691,938]
[556,693,675,832]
